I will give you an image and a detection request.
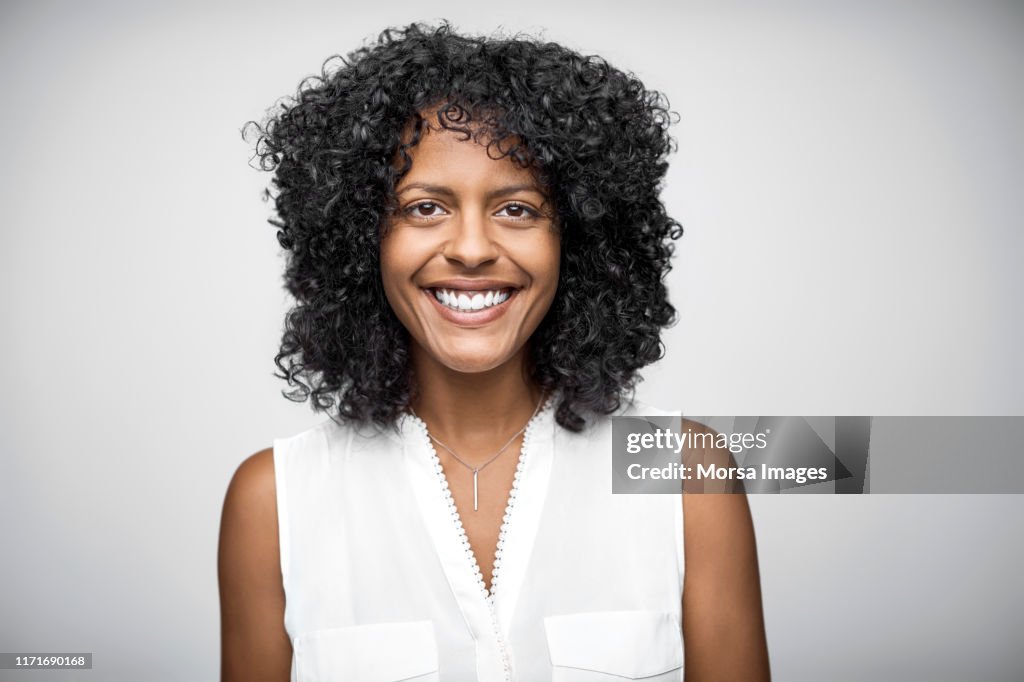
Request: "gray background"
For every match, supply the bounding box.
[1,0,1022,680]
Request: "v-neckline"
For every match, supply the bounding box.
[401,394,556,640]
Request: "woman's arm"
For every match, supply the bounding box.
[681,422,771,680]
[218,448,292,682]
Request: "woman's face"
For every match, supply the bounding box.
[380,120,560,376]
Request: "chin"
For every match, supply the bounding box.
[434,344,519,374]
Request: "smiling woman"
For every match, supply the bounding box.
[382,114,561,377]
[219,21,769,682]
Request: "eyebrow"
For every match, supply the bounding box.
[395,182,546,201]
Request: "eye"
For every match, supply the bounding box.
[404,201,448,220]
[495,203,539,220]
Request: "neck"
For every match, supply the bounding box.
[408,344,545,450]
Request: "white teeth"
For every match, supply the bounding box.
[431,288,513,312]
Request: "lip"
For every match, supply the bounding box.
[422,278,522,291]
[422,286,518,327]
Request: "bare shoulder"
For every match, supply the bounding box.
[224,448,277,515]
[679,418,771,679]
[679,419,741,493]
[681,418,712,433]
[678,417,753,543]
[218,447,292,682]
[220,448,280,566]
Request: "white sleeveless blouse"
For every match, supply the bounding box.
[273,396,684,681]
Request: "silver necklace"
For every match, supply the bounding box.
[410,392,546,511]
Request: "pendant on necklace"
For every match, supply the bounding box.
[472,469,479,511]
[411,392,545,516]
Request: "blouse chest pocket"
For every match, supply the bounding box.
[543,610,683,681]
[293,620,439,682]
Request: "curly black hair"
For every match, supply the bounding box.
[246,21,683,432]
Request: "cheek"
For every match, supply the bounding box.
[531,236,561,294]
[378,243,398,299]
[378,235,419,311]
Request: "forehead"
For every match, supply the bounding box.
[403,129,529,181]
[395,108,539,190]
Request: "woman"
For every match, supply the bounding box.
[219,22,769,681]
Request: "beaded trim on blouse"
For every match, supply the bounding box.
[407,393,554,681]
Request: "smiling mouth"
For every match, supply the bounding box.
[426,287,517,312]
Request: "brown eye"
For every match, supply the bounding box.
[407,202,446,219]
[496,203,537,220]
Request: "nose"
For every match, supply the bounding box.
[442,209,499,268]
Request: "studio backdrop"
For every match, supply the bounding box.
[1,1,1022,680]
